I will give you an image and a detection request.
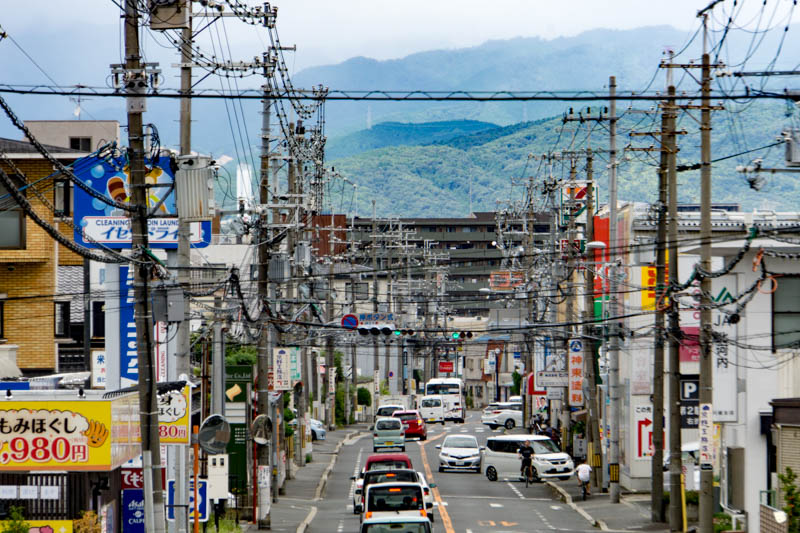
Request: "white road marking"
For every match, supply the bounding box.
[550,505,562,510]
[534,508,556,530]
[466,530,473,533]
[489,503,503,508]
[336,519,344,532]
[348,448,363,503]
[506,482,525,500]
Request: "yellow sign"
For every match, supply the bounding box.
[0,519,74,533]
[0,394,139,471]
[158,385,191,444]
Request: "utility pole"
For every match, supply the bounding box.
[255,53,275,530]
[123,2,166,532]
[698,11,715,532]
[325,214,336,430]
[607,75,621,504]
[582,151,603,490]
[665,84,683,532]
[652,89,670,522]
[372,201,379,412]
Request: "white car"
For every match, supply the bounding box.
[354,469,436,521]
[363,482,427,523]
[483,434,574,482]
[436,434,483,473]
[481,402,523,430]
[418,396,445,424]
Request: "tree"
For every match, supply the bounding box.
[357,387,372,407]
[73,511,101,533]
[779,466,800,533]
[511,370,522,396]
[1,506,29,533]
[226,343,257,366]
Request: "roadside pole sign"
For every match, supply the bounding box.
[699,403,713,468]
[167,479,208,522]
[341,314,359,330]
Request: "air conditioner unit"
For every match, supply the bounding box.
[785,128,800,167]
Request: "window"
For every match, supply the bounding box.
[53,179,70,217]
[69,137,92,152]
[92,301,105,338]
[345,282,369,301]
[55,301,70,337]
[0,178,25,249]
[773,276,800,350]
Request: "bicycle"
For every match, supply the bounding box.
[579,479,590,500]
[522,460,534,487]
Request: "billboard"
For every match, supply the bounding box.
[0,395,139,471]
[488,270,525,292]
[157,386,191,444]
[72,155,210,249]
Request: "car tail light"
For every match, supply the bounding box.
[373,432,378,437]
[417,419,423,425]
[420,509,427,517]
[365,512,372,519]
[492,410,502,414]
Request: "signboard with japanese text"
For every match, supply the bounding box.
[488,270,525,292]
[271,349,291,390]
[438,361,454,373]
[122,489,145,533]
[119,265,137,387]
[92,350,107,389]
[157,386,190,444]
[167,479,208,522]
[289,347,302,385]
[567,339,584,406]
[537,371,568,387]
[680,374,700,429]
[699,403,713,466]
[72,155,210,249]
[0,395,139,471]
[357,313,394,324]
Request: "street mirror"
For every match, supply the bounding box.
[252,414,272,445]
[198,414,231,455]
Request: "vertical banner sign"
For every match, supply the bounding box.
[92,350,107,389]
[119,265,138,387]
[373,370,380,398]
[699,403,713,466]
[289,347,302,385]
[271,348,291,391]
[122,489,145,533]
[329,367,337,395]
[567,338,584,406]
[679,375,700,429]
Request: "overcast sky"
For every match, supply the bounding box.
[2,0,747,78]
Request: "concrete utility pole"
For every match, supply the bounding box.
[123,2,166,532]
[325,214,336,430]
[698,14,715,533]
[652,90,670,522]
[665,84,684,532]
[255,72,274,530]
[372,201,379,411]
[607,75,621,504]
[582,151,603,491]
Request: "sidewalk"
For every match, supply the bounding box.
[547,479,670,532]
[241,423,370,533]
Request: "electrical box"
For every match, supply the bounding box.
[152,283,186,323]
[148,0,190,30]
[785,129,800,167]
[207,454,229,502]
[295,242,311,268]
[269,255,290,283]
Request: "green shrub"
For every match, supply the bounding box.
[713,512,732,533]
[2,506,30,533]
[779,466,800,533]
[357,387,372,407]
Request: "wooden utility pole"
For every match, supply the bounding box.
[123,2,166,532]
[665,84,683,532]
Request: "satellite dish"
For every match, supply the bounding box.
[251,414,272,445]
[198,414,231,455]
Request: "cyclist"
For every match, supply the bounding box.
[517,439,535,480]
[575,460,592,496]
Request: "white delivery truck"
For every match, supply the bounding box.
[418,396,445,424]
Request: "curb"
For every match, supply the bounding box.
[313,429,361,501]
[546,480,609,531]
[296,505,317,533]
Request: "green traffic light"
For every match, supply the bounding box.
[394,330,402,336]
[452,332,460,339]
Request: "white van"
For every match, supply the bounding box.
[418,396,445,424]
[482,434,574,482]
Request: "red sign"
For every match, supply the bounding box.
[121,468,143,489]
[680,327,700,362]
[438,361,454,373]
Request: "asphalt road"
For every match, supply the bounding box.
[310,411,597,533]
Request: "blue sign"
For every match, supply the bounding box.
[341,314,358,329]
[72,154,210,249]
[167,479,209,522]
[122,489,145,533]
[119,265,138,387]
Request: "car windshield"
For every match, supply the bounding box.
[376,419,402,430]
[420,399,440,407]
[362,522,430,533]
[364,471,418,486]
[443,436,478,448]
[368,486,424,512]
[377,407,401,416]
[395,413,418,421]
[532,439,561,454]
[426,384,459,394]
[368,460,409,471]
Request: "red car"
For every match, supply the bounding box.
[393,410,427,441]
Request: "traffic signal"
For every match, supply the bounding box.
[394,329,416,336]
[451,331,473,340]
[357,326,408,336]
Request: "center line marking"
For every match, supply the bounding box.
[417,437,454,533]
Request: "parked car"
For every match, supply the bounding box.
[375,404,405,419]
[418,396,445,425]
[393,410,428,440]
[436,434,483,472]
[363,481,427,523]
[289,417,326,441]
[354,469,436,521]
[482,434,574,482]
[480,402,523,430]
[373,417,406,452]
[352,453,414,512]
[360,515,432,533]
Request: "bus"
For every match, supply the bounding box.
[424,378,465,423]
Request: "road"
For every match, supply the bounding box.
[311,411,596,533]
